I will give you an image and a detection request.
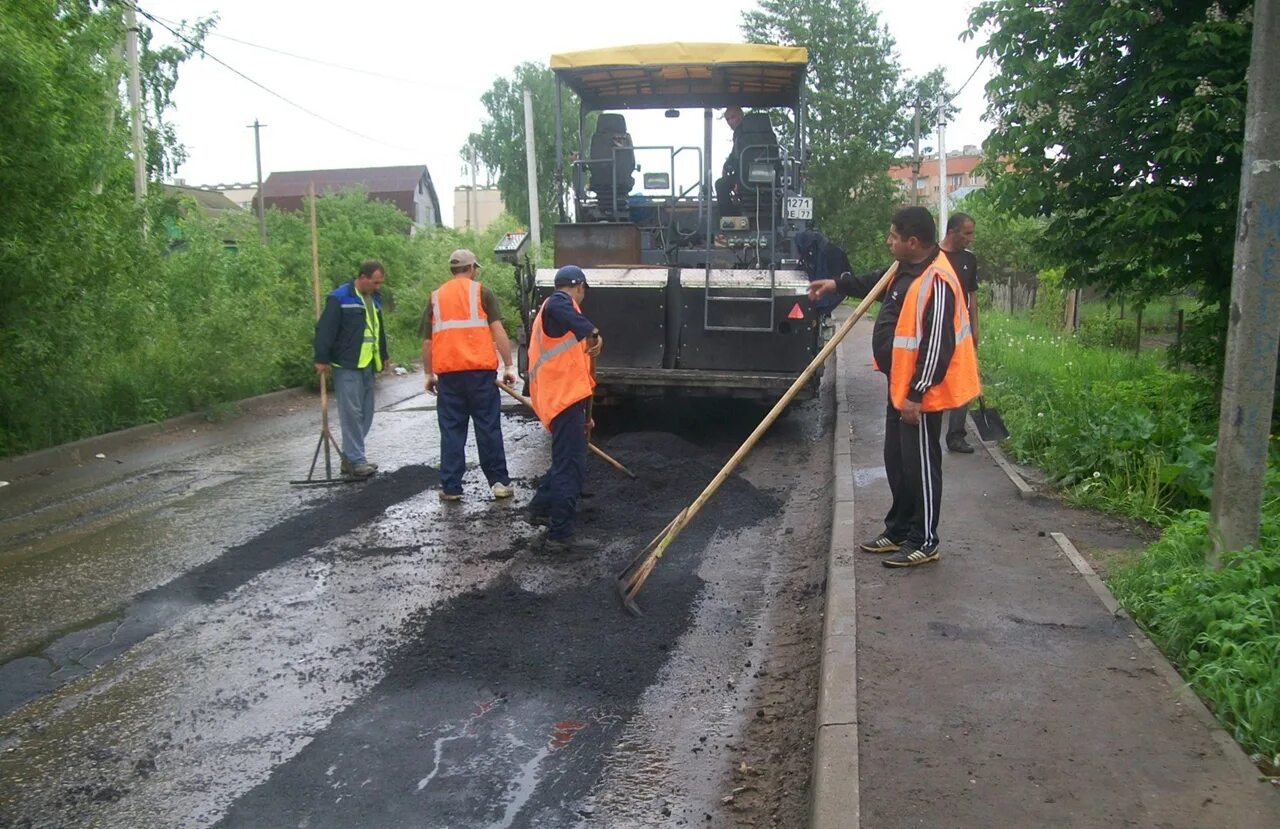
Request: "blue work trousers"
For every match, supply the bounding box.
[437,369,510,496]
[528,400,587,540]
[333,366,376,465]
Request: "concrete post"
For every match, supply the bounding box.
[937,97,947,233]
[125,4,146,203]
[249,119,267,244]
[523,89,541,250]
[1209,0,1280,564]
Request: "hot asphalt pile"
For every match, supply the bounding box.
[216,431,782,828]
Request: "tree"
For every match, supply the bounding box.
[969,1,1253,316]
[466,63,587,237]
[0,0,208,454]
[742,0,948,269]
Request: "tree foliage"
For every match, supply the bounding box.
[969,0,1253,307]
[742,0,949,269]
[466,62,587,236]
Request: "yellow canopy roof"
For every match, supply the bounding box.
[550,43,809,110]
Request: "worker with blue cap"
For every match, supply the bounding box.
[525,265,604,554]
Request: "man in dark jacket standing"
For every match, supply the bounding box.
[939,212,980,453]
[794,229,853,317]
[313,260,390,479]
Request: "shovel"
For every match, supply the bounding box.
[970,396,1009,442]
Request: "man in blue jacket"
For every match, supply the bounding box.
[313,260,390,479]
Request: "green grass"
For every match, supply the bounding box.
[979,309,1280,763]
[979,312,1216,516]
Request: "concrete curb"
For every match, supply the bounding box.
[810,333,861,829]
[1048,532,1265,783]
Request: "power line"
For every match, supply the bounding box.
[950,55,989,103]
[149,13,430,87]
[128,2,418,154]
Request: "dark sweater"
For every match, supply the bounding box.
[835,248,958,402]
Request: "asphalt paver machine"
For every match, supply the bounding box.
[514,43,825,405]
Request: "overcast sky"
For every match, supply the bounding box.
[155,0,994,225]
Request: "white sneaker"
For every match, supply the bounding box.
[491,482,514,499]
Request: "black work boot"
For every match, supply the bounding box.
[947,434,975,454]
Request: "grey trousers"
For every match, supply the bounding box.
[333,366,376,464]
[947,404,969,440]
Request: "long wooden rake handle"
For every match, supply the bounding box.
[496,381,637,479]
[617,263,900,610]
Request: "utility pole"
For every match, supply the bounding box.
[469,145,478,231]
[523,89,541,250]
[911,98,922,206]
[249,119,267,245]
[1209,0,1280,565]
[937,96,948,233]
[125,3,146,203]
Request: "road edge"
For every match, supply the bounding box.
[0,373,427,486]
[810,326,861,829]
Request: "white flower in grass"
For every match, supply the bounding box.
[1038,412,1045,417]
[1093,471,1102,478]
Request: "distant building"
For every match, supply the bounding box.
[162,183,243,217]
[257,165,443,232]
[888,145,987,203]
[453,186,506,231]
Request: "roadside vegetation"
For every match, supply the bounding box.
[980,308,1279,764]
[0,188,529,457]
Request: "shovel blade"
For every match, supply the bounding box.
[971,406,1010,442]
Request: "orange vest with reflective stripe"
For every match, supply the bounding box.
[527,294,594,430]
[430,277,498,373]
[888,253,981,412]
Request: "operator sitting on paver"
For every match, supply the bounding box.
[421,249,517,502]
[715,106,747,218]
[525,265,603,555]
[808,206,979,568]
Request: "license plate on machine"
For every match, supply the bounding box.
[784,197,813,220]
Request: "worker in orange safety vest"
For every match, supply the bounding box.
[421,249,517,502]
[525,265,603,556]
[809,206,979,568]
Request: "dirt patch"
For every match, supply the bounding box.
[721,548,825,828]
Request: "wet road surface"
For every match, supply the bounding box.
[0,373,832,828]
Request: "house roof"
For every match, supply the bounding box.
[551,42,809,110]
[260,165,442,227]
[162,184,241,214]
[260,165,432,198]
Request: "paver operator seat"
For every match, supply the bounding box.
[587,112,635,217]
[733,111,781,200]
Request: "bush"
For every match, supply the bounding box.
[0,190,538,458]
[1076,314,1139,351]
[1029,266,1067,331]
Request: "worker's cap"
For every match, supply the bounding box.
[553,265,589,288]
[448,249,480,269]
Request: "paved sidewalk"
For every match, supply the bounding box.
[813,317,1280,828]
